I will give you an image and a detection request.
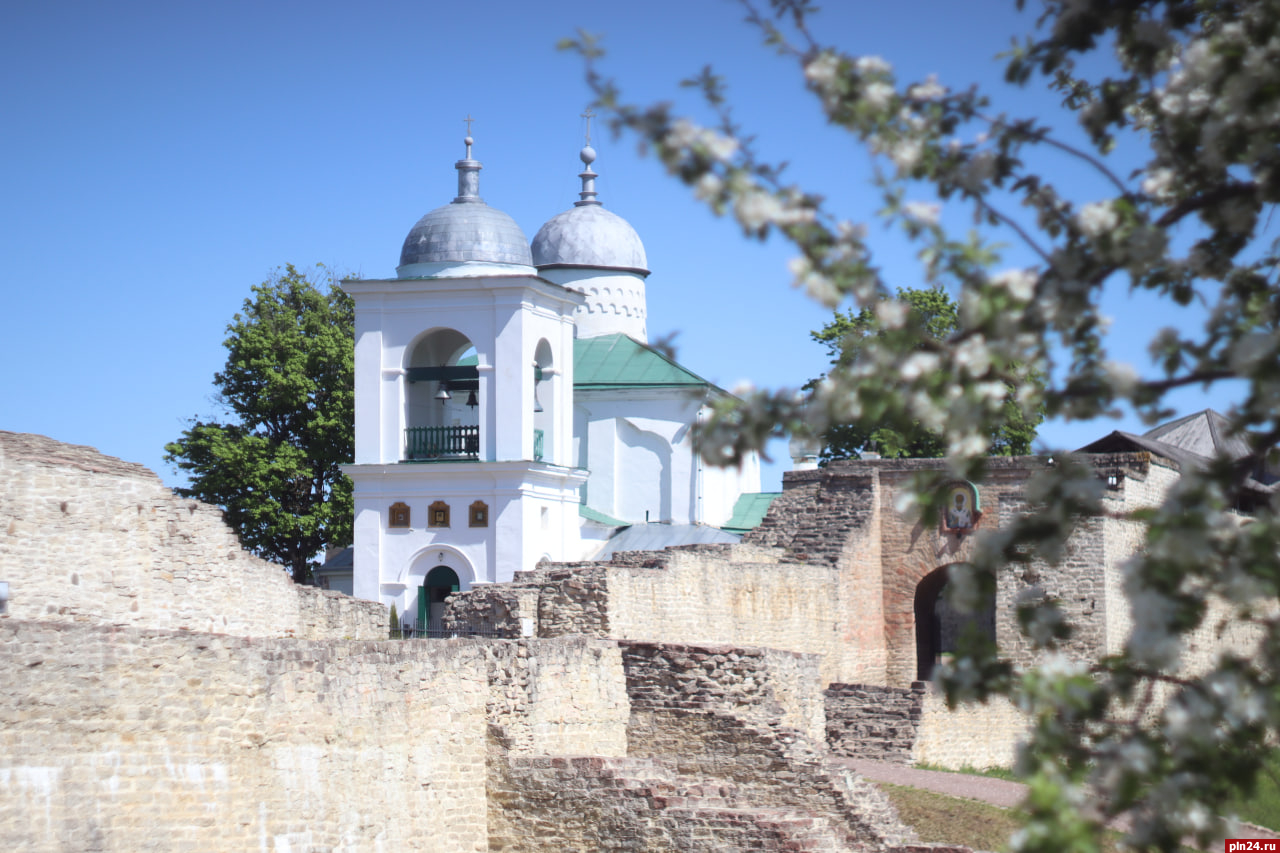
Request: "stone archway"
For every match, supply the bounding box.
[913,564,996,682]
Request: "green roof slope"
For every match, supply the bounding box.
[574,333,714,390]
[721,492,782,534]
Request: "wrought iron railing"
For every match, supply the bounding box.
[396,620,503,639]
[533,428,545,462]
[405,425,479,461]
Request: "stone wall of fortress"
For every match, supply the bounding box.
[0,619,635,852]
[0,431,385,640]
[1,429,1262,848]
[448,456,1169,691]
[0,432,934,850]
[1,620,491,851]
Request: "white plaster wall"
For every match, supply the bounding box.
[539,267,648,342]
[346,463,587,602]
[698,418,763,527]
[576,390,708,524]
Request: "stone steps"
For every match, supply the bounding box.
[499,753,872,851]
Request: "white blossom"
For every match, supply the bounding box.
[1141,167,1176,201]
[862,81,895,110]
[733,189,783,230]
[1228,332,1280,373]
[875,299,909,329]
[953,335,991,377]
[902,201,939,224]
[693,173,723,201]
[890,138,924,173]
[991,268,1037,301]
[664,119,739,163]
[855,55,891,75]
[908,74,946,101]
[899,351,941,381]
[1125,583,1183,670]
[1077,201,1119,237]
[804,52,841,90]
[1102,361,1139,396]
[955,151,996,193]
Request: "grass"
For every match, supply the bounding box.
[909,752,1280,835]
[1224,748,1280,832]
[879,783,1132,853]
[878,783,1024,852]
[914,762,1019,782]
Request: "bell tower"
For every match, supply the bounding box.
[342,130,586,627]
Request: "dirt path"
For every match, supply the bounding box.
[839,758,1279,842]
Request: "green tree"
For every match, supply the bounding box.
[165,264,353,584]
[570,0,1280,850]
[810,286,1042,460]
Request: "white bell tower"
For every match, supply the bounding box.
[342,131,585,626]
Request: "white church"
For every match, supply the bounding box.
[327,132,765,630]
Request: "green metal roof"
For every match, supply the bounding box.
[442,335,716,391]
[579,503,631,528]
[721,492,781,534]
[573,333,713,390]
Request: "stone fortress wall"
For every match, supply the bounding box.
[2,431,1257,849]
[0,431,385,640]
[446,452,1261,772]
[0,433,961,851]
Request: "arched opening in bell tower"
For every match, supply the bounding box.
[533,338,555,464]
[405,328,480,461]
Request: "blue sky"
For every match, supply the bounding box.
[1,0,1235,492]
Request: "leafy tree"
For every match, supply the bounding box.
[165,264,353,584]
[570,1,1280,850]
[810,286,1042,460]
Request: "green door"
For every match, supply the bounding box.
[422,566,461,636]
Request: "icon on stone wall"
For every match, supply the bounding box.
[943,483,980,531]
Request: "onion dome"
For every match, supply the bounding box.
[397,135,533,278]
[531,146,649,275]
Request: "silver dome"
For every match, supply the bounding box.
[397,136,534,275]
[532,144,649,275]
[532,204,648,274]
[400,201,533,268]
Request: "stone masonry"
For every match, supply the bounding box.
[0,431,385,640]
[447,450,1265,774]
[0,433,962,851]
[8,429,1257,849]
[825,683,927,764]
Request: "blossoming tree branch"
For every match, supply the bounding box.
[565,1,1280,850]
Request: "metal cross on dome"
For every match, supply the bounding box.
[581,107,594,146]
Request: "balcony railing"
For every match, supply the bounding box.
[405,425,479,461]
[533,428,545,462]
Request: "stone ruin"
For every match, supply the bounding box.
[6,429,1257,850]
[0,431,977,851]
